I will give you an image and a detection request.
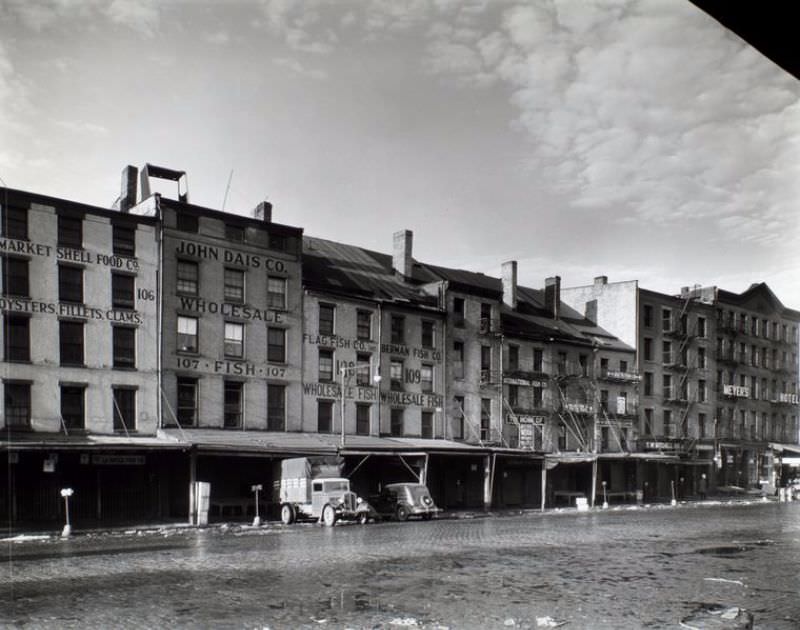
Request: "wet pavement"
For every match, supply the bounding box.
[2,501,800,629]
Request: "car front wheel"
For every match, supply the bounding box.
[322,504,337,527]
[357,512,369,525]
[396,505,409,521]
[280,503,295,525]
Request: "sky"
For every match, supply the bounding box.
[1,0,798,305]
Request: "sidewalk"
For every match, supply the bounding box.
[2,494,788,543]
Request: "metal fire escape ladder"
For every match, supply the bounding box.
[555,378,589,452]
[599,407,629,453]
[454,398,487,446]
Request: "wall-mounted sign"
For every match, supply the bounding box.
[176,241,286,271]
[723,385,750,398]
[92,455,146,466]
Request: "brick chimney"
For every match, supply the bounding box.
[393,229,413,278]
[502,260,517,309]
[119,165,138,213]
[594,275,608,286]
[252,201,272,222]
[545,276,561,320]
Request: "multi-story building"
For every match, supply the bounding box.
[1,184,164,526]
[562,277,800,496]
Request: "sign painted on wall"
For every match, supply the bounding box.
[302,382,443,408]
[723,384,750,399]
[381,343,442,361]
[303,333,375,351]
[0,298,143,324]
[175,240,287,272]
[175,356,290,379]
[91,455,146,465]
[0,238,140,270]
[178,297,285,322]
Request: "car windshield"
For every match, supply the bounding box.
[324,481,349,493]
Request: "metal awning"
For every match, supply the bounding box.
[2,432,186,451]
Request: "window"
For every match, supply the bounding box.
[59,320,84,366]
[61,385,85,430]
[111,273,135,309]
[643,304,653,327]
[698,380,706,403]
[264,327,286,363]
[4,315,30,361]
[58,215,82,249]
[558,423,566,450]
[356,404,370,435]
[176,212,198,233]
[4,382,31,427]
[453,297,465,327]
[421,320,435,348]
[421,364,433,392]
[267,384,285,431]
[421,411,433,439]
[391,315,405,344]
[480,302,492,329]
[508,384,519,408]
[224,322,244,358]
[481,345,491,371]
[357,310,372,340]
[697,317,706,338]
[390,360,403,391]
[319,349,333,382]
[269,232,287,251]
[112,387,136,432]
[533,386,543,408]
[58,265,83,303]
[225,223,244,242]
[177,316,198,353]
[390,408,404,436]
[223,381,243,428]
[223,268,245,303]
[480,398,491,441]
[356,353,371,386]
[267,277,286,310]
[644,408,653,435]
[508,345,519,371]
[319,304,335,335]
[579,354,589,377]
[643,338,653,361]
[3,206,28,240]
[112,224,135,257]
[177,378,198,426]
[697,347,706,369]
[534,348,543,373]
[661,308,672,332]
[600,389,608,412]
[601,427,609,451]
[453,341,465,379]
[662,340,672,365]
[698,413,707,439]
[2,257,28,296]
[663,409,672,437]
[453,396,465,439]
[662,374,672,399]
[557,351,567,375]
[176,260,198,295]
[620,360,628,373]
[318,400,333,433]
[112,326,136,368]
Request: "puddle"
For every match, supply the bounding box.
[695,540,775,557]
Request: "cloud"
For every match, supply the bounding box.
[205,31,230,46]
[105,0,160,38]
[54,120,110,135]
[273,57,328,80]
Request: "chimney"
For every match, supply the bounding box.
[393,229,413,278]
[252,201,272,222]
[502,260,517,309]
[594,275,608,286]
[585,299,598,323]
[119,165,138,213]
[545,276,561,320]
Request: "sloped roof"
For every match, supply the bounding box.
[302,236,438,307]
[717,282,800,320]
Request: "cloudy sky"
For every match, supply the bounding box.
[1,0,798,303]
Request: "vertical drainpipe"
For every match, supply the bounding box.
[376,301,382,436]
[441,281,448,440]
[300,288,306,433]
[155,195,163,432]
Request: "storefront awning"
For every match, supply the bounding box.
[2,432,185,451]
[770,442,800,456]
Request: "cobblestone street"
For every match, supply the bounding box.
[3,502,800,629]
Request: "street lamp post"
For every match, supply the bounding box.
[340,363,381,447]
[251,484,263,527]
[60,488,74,538]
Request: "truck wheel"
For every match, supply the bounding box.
[280,503,295,525]
[357,512,369,525]
[396,505,409,522]
[322,504,337,527]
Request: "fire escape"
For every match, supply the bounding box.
[477,314,505,445]
[597,364,640,453]
[502,352,552,452]
[664,296,698,451]
[553,354,597,453]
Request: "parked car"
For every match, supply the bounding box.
[367,483,440,521]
